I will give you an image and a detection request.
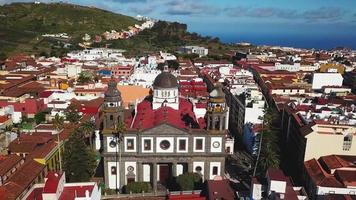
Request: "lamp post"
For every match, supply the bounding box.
[109,130,123,194]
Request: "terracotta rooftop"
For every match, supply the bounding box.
[207,179,236,200]
[0,154,23,176]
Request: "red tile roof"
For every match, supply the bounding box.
[207,179,236,200]
[0,154,23,176]
[43,172,63,193]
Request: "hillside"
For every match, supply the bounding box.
[0,2,139,56]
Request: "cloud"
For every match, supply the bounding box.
[107,0,147,3]
[164,0,220,16]
[128,4,155,14]
[225,6,346,22]
[303,7,345,21]
[226,7,299,19]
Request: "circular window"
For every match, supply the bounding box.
[212,141,220,148]
[127,166,134,172]
[160,140,171,150]
[195,166,202,172]
[109,139,117,148]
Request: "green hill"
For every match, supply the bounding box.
[0,2,139,56]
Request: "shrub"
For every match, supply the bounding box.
[176,172,202,191]
[124,182,152,194]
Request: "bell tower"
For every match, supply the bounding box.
[102,77,124,134]
[206,83,228,133]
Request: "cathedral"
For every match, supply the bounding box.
[100,71,234,192]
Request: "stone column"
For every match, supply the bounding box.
[207,116,211,130]
[152,163,157,194]
[172,162,177,177]
[103,158,109,188]
[137,162,143,182]
[188,161,193,173]
[219,116,223,131]
[212,116,216,130]
[119,160,125,191]
[204,161,209,180]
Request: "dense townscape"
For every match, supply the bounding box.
[0,2,355,200]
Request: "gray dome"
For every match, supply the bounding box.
[153,72,178,88]
[105,78,121,101]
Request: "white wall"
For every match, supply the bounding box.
[317,186,356,196]
[312,73,343,90]
[193,161,205,179]
[210,137,222,153]
[107,162,120,189]
[143,164,150,182]
[124,162,137,184]
[156,137,174,153]
[176,164,184,176]
[269,180,286,194]
[209,162,221,180]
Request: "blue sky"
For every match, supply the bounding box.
[1,0,356,48]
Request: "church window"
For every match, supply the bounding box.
[212,166,218,175]
[160,140,171,150]
[195,166,202,172]
[143,139,151,151]
[111,166,117,175]
[343,134,352,151]
[195,139,203,150]
[178,139,187,151]
[127,139,134,150]
[110,115,113,121]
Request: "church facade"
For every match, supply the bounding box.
[101,72,233,192]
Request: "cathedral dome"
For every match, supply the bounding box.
[104,78,121,100]
[153,71,178,89]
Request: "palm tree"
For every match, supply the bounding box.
[53,113,64,131]
[115,121,126,135]
[80,121,95,148]
[53,113,64,172]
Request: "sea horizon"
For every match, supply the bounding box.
[194,31,356,51]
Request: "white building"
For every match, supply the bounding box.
[251,168,308,200]
[179,46,208,57]
[67,48,125,61]
[23,172,101,200]
[312,73,344,90]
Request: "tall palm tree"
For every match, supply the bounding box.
[80,121,95,148]
[53,114,64,131]
[53,113,64,172]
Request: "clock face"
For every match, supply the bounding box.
[212,141,220,148]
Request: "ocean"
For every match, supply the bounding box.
[216,33,356,50]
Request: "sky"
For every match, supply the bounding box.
[1,0,356,49]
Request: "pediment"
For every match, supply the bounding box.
[140,123,188,135]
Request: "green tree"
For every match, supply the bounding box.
[64,105,81,123]
[63,129,97,182]
[34,111,46,124]
[124,182,152,194]
[53,113,64,131]
[176,172,202,191]
[0,52,7,61]
[77,71,93,84]
[80,121,95,148]
[167,60,179,70]
[254,108,281,176]
[258,130,280,171]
